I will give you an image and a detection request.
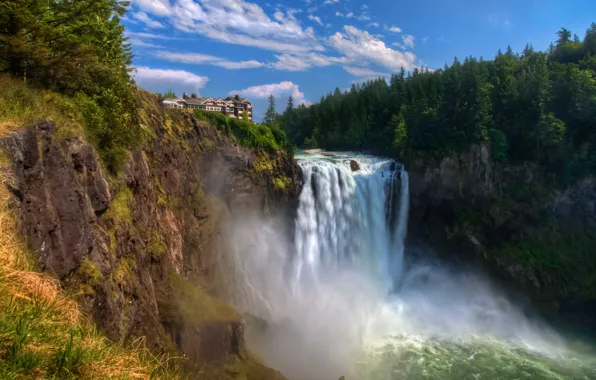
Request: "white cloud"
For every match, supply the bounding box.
[361,4,369,9]
[125,31,181,40]
[308,14,323,26]
[133,66,209,95]
[270,52,346,71]
[132,11,166,29]
[367,22,380,28]
[402,34,415,48]
[154,51,264,69]
[133,0,172,16]
[386,25,402,33]
[128,39,165,48]
[343,66,387,77]
[133,0,322,54]
[346,12,354,18]
[323,0,340,4]
[329,25,417,72]
[335,11,344,17]
[356,14,371,21]
[422,36,429,42]
[229,81,310,105]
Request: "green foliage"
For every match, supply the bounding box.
[281,23,596,184]
[491,233,596,299]
[0,0,141,172]
[194,109,291,153]
[488,129,508,163]
[263,94,277,126]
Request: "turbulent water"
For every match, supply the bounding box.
[226,152,596,380]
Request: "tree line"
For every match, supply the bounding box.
[280,24,596,184]
[1,0,140,171]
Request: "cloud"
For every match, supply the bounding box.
[402,34,415,48]
[335,11,344,17]
[229,81,309,105]
[367,22,380,28]
[323,0,340,4]
[133,0,322,54]
[128,39,165,49]
[346,12,354,18]
[154,51,264,69]
[328,25,417,72]
[132,11,166,28]
[343,66,387,77]
[361,4,369,9]
[422,36,429,42]
[133,0,172,16]
[270,52,346,71]
[133,66,209,95]
[308,14,323,26]
[386,25,402,33]
[125,31,181,40]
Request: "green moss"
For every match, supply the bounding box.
[147,229,167,259]
[104,186,133,225]
[112,257,137,287]
[253,156,274,173]
[76,258,102,295]
[271,176,291,192]
[168,272,240,326]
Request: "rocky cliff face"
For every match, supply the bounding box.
[1,91,298,377]
[407,143,596,330]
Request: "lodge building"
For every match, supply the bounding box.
[163,94,253,121]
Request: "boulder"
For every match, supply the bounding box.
[350,160,360,172]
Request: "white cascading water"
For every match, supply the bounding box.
[294,155,409,294]
[224,152,596,380]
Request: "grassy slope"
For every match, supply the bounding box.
[0,76,180,379]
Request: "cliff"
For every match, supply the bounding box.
[0,88,298,378]
[407,143,596,330]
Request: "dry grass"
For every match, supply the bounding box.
[0,149,181,379]
[0,75,85,140]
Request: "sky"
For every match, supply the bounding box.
[125,0,596,121]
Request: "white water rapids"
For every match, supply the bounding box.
[224,152,596,380]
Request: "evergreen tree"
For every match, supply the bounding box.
[264,94,277,125]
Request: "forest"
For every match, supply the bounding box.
[280,24,596,185]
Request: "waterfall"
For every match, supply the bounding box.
[293,153,409,293]
[224,152,590,380]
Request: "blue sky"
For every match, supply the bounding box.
[125,0,596,121]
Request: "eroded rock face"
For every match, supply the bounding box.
[3,121,109,278]
[1,94,298,374]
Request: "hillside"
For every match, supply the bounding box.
[0,76,296,379]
